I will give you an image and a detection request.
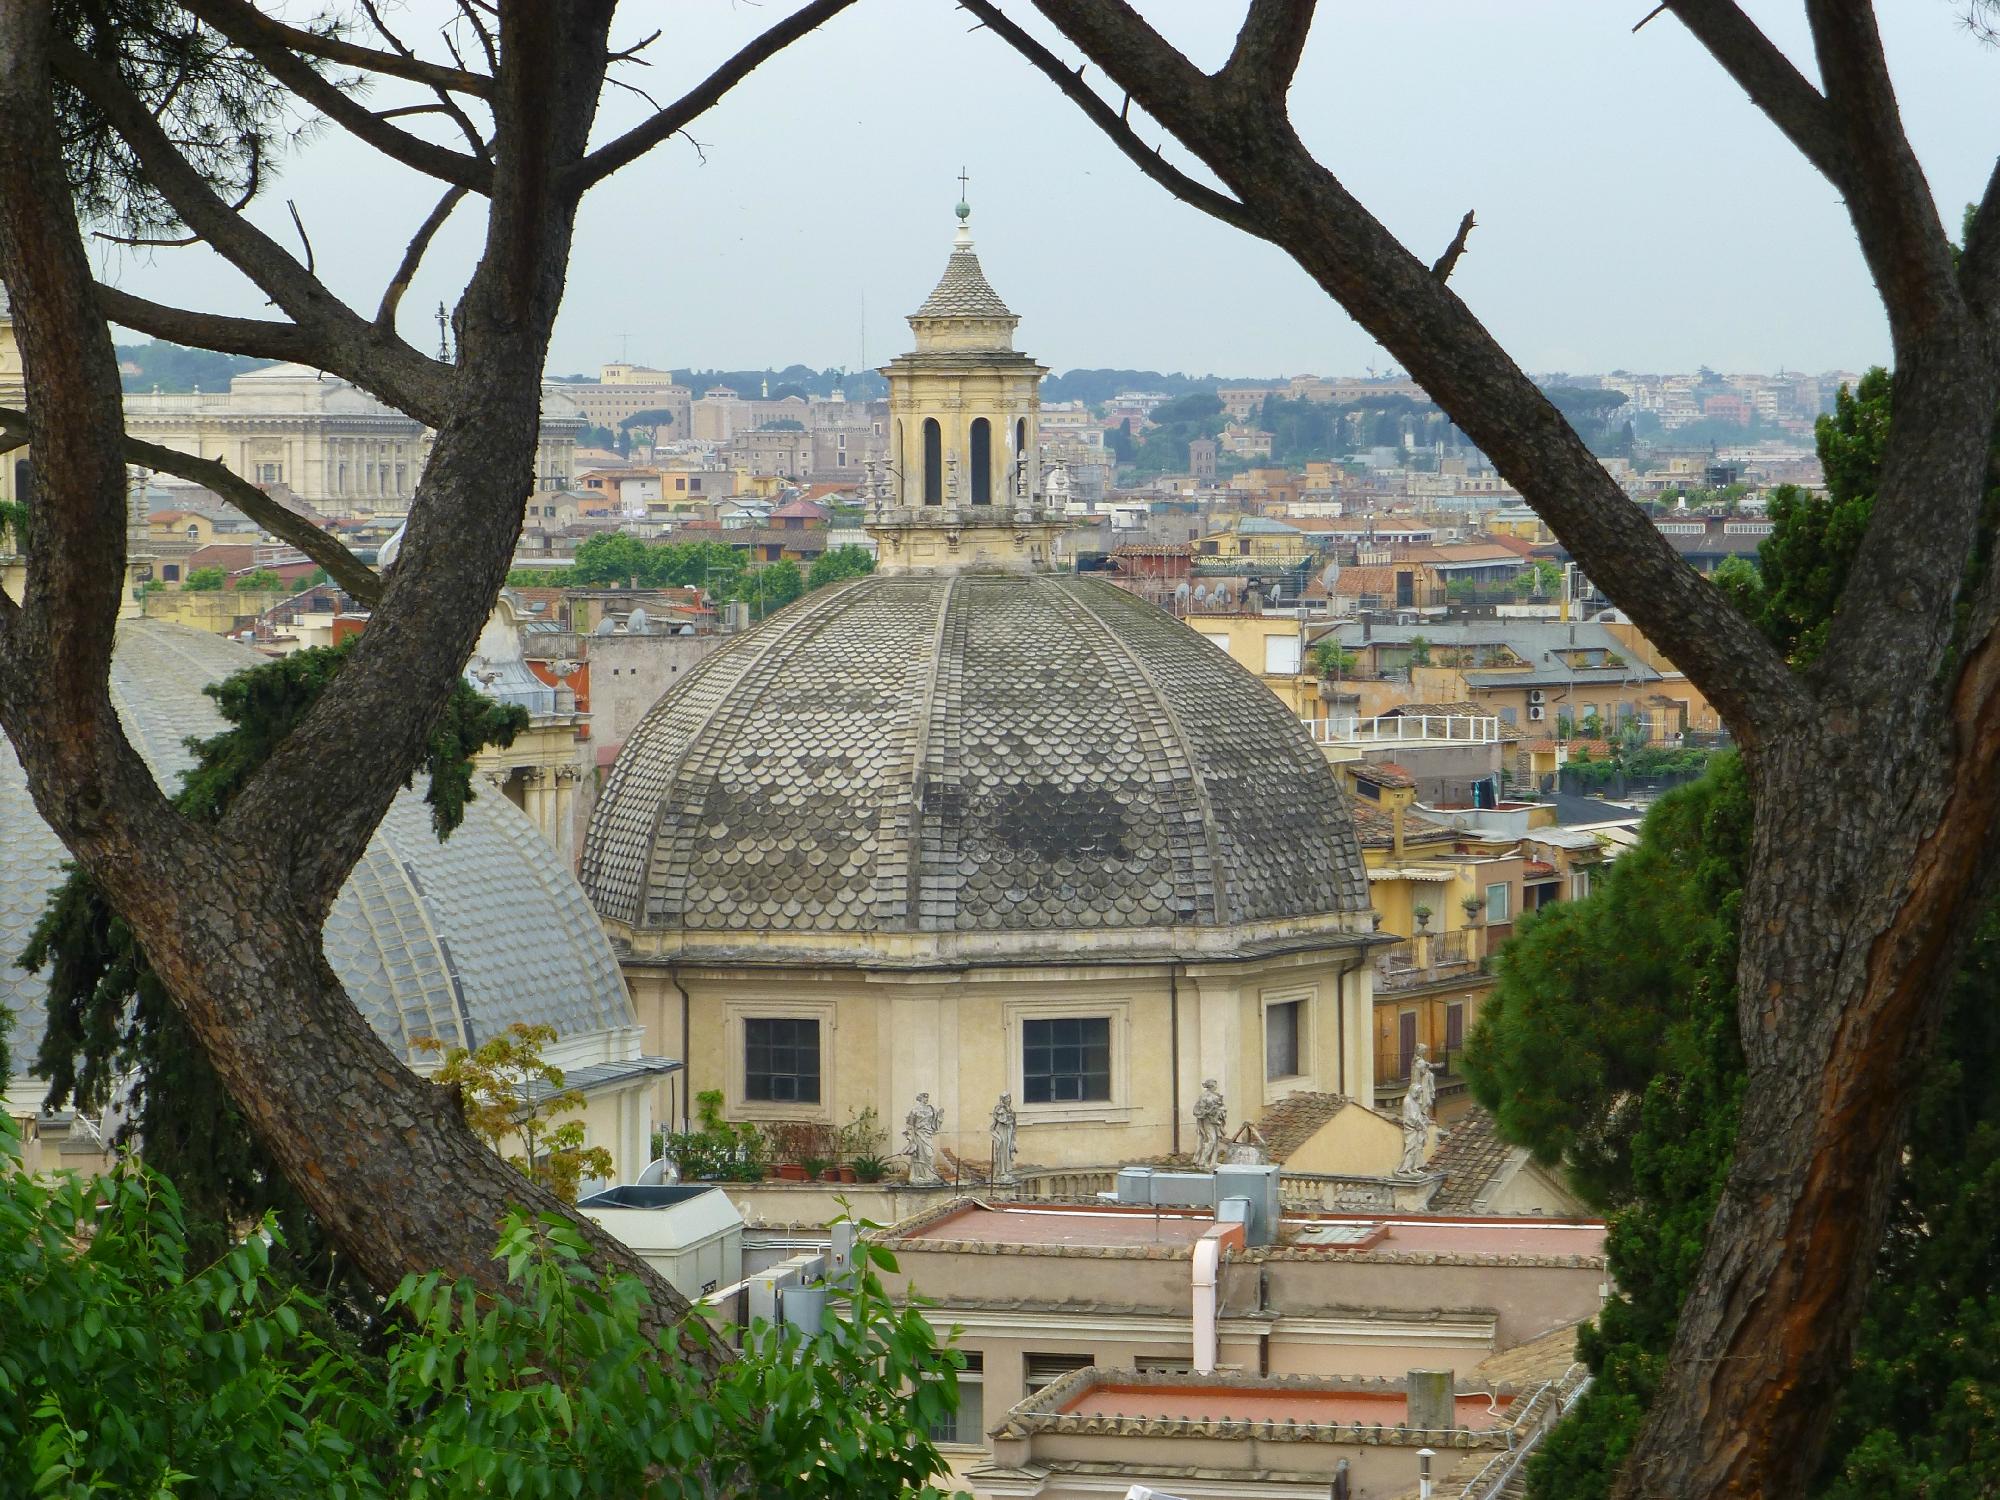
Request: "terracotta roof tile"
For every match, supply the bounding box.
[1252,1092,1374,1164]
[1428,1106,1517,1214]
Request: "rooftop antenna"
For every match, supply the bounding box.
[619,331,630,363]
[434,301,450,361]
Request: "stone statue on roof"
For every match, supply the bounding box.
[1193,1079,1228,1171]
[1398,1043,1437,1175]
[990,1092,1017,1185]
[905,1091,943,1185]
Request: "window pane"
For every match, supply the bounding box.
[745,1018,821,1104]
[1022,1017,1110,1103]
[1486,882,1510,922]
[1266,999,1301,1080]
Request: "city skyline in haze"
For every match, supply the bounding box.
[89,1,2000,380]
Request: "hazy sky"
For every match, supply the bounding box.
[96,1,2000,380]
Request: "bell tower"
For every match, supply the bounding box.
[868,197,1063,574]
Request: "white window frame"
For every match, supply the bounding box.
[1262,633,1302,676]
[1004,997,1133,1124]
[720,997,837,1123]
[1486,882,1510,923]
[1260,985,1316,1099]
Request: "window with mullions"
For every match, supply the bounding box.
[744,1017,820,1104]
[1022,1017,1110,1104]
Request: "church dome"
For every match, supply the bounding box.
[0,621,632,1069]
[581,571,1370,965]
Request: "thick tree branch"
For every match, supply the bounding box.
[957,1,1265,240]
[0,406,384,606]
[94,286,319,367]
[1221,0,1317,101]
[182,0,491,193]
[1662,2,1847,184]
[573,0,860,190]
[57,40,452,426]
[1004,0,1802,747]
[375,184,469,332]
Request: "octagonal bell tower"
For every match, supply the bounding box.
[870,200,1064,574]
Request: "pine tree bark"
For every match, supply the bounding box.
[967,2,2000,1493]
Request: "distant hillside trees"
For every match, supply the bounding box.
[115,339,270,393]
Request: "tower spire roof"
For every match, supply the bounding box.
[912,203,1015,321]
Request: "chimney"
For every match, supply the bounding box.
[1405,1369,1455,1432]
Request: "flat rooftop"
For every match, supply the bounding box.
[1061,1383,1509,1431]
[892,1202,1605,1259]
[909,1203,1222,1248]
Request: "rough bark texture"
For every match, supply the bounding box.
[0,0,852,1349]
[971,2,2000,1495]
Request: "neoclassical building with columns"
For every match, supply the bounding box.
[580,208,1379,1169]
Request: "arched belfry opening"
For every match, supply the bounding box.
[970,418,992,504]
[923,418,942,505]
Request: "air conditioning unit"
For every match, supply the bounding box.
[1527,688,1546,705]
[1528,705,1546,721]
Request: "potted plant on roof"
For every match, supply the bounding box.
[1461,894,1484,925]
[1413,903,1433,931]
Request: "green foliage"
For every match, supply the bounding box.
[808,545,877,591]
[1513,559,1564,596]
[0,498,28,553]
[1750,369,1888,665]
[28,641,526,1266]
[570,532,742,592]
[414,1023,613,1205]
[1542,386,1632,457]
[1464,756,1750,1208]
[1308,639,1356,678]
[181,567,225,591]
[231,568,284,591]
[0,1121,967,1498]
[1117,392,1224,479]
[741,559,804,617]
[1408,635,1431,667]
[505,567,574,588]
[664,1090,769,1182]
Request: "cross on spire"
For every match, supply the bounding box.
[957,165,970,200]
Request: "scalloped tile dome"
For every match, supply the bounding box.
[0,621,632,1070]
[580,573,1370,957]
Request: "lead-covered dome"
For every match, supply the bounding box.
[0,621,632,1068]
[581,572,1370,964]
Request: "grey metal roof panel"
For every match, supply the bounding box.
[2,621,632,1070]
[580,572,1370,952]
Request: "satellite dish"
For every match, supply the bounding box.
[636,1156,679,1186]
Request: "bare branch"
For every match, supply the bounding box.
[359,0,491,162]
[285,199,315,278]
[0,407,384,605]
[957,1,1265,240]
[451,0,500,77]
[182,0,492,192]
[178,0,491,98]
[1221,0,1317,101]
[575,0,861,190]
[55,41,451,425]
[1431,209,1476,282]
[608,28,663,66]
[375,184,469,331]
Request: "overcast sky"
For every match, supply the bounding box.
[95,1,2000,380]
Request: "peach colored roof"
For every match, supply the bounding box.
[1332,565,1403,596]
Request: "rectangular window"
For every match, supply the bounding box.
[928,1352,984,1446]
[1022,1017,1110,1104]
[1486,882,1510,923]
[1023,1352,1094,1393]
[1263,634,1302,675]
[690,478,702,492]
[256,462,283,483]
[744,1017,820,1104]
[1201,632,1230,653]
[1446,1001,1465,1054]
[1266,999,1302,1081]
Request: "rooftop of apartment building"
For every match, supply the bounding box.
[879,1201,1606,1263]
